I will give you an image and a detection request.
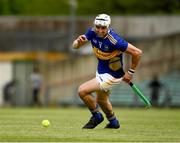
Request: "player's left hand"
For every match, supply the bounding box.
[123,72,132,83]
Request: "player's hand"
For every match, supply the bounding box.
[77,35,87,45]
[123,72,132,83]
[72,35,87,49]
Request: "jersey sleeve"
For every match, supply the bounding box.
[115,37,128,52]
[84,28,93,41]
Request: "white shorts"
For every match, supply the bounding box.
[96,72,123,91]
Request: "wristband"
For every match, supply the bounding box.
[128,69,135,75]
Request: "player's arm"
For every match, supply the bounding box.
[123,43,142,83]
[72,35,88,49]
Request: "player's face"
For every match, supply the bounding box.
[94,25,108,38]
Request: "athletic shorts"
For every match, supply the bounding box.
[96,72,123,91]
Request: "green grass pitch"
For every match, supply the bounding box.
[0,107,180,142]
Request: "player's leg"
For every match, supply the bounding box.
[78,78,104,129]
[96,90,120,129]
[33,89,37,105]
[78,78,100,110]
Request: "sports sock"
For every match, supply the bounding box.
[90,104,100,115]
[106,112,116,122]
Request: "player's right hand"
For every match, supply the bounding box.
[72,35,87,49]
[77,35,87,45]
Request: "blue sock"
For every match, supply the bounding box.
[92,111,101,117]
[90,104,100,114]
[109,118,119,125]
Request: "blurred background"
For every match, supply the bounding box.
[0,0,180,107]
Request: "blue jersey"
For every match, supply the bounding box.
[85,28,128,78]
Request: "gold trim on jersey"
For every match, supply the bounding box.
[93,47,122,60]
[107,33,117,45]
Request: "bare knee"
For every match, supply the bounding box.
[78,85,89,99]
